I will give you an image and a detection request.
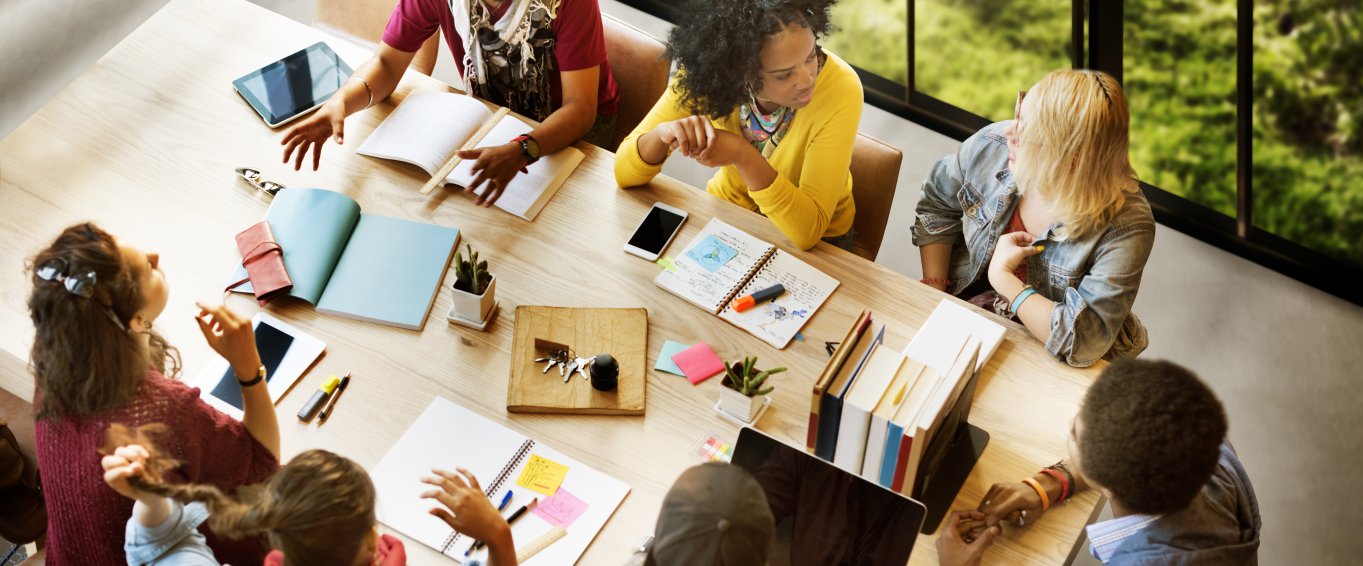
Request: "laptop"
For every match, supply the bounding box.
[732,427,927,566]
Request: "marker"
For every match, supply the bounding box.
[732,284,785,312]
[317,372,351,423]
[469,498,538,555]
[297,376,341,421]
[497,490,514,511]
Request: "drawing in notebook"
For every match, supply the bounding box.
[655,218,839,349]
[356,91,583,221]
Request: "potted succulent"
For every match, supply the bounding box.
[448,243,496,326]
[717,356,786,423]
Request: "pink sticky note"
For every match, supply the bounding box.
[531,488,588,528]
[672,342,726,385]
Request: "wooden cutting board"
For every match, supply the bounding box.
[507,306,647,415]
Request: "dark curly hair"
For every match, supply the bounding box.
[666,0,836,118]
[1078,359,1227,515]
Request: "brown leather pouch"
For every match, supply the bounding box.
[226,221,292,305]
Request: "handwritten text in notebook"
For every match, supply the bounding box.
[517,454,570,496]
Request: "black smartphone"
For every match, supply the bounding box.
[624,202,688,261]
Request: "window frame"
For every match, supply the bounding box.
[616,0,1363,306]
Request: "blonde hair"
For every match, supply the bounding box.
[1012,69,1139,239]
[103,424,375,566]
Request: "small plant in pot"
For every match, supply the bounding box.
[718,356,786,423]
[449,243,496,325]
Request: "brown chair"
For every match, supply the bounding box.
[848,133,904,261]
[602,13,670,150]
[314,0,439,76]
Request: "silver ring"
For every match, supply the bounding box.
[1018,510,1028,526]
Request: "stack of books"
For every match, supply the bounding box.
[805,300,1005,498]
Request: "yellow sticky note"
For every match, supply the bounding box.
[516,454,569,496]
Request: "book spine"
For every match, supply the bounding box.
[879,423,904,488]
[718,247,777,313]
[815,393,842,461]
[891,434,913,493]
[442,438,535,553]
[833,404,871,473]
[806,398,820,454]
[862,416,889,479]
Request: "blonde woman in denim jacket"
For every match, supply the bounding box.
[912,70,1154,367]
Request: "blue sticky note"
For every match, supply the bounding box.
[684,235,738,272]
[655,340,690,376]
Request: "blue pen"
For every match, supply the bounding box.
[497,490,514,511]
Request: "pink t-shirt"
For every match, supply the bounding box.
[383,0,620,116]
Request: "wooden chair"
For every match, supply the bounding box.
[314,0,439,75]
[602,13,670,150]
[849,133,904,261]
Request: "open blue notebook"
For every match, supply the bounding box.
[229,188,459,330]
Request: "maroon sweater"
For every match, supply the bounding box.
[36,370,279,565]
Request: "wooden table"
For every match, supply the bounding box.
[0,0,1104,563]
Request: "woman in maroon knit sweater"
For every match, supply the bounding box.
[28,223,281,565]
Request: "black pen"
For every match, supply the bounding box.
[468,497,538,555]
[317,372,351,423]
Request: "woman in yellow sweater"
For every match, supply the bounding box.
[614,0,862,251]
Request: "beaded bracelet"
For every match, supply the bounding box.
[1021,477,1050,513]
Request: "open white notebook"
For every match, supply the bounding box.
[357,92,583,221]
[370,397,629,564]
[655,219,839,349]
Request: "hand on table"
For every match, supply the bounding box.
[280,99,346,171]
[977,481,1047,529]
[936,510,1000,566]
[653,115,716,158]
[194,302,261,381]
[458,143,529,208]
[420,467,511,542]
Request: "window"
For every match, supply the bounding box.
[824,0,907,85]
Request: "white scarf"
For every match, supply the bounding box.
[450,0,556,87]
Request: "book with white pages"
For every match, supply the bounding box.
[370,397,629,565]
[902,299,1006,374]
[356,91,584,221]
[831,344,904,474]
[655,218,840,349]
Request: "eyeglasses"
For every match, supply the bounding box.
[35,257,127,331]
[236,167,286,196]
[36,257,97,297]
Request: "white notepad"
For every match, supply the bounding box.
[369,397,629,564]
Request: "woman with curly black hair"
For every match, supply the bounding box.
[614,0,862,250]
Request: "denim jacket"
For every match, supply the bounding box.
[911,122,1155,366]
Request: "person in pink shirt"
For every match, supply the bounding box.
[282,0,620,209]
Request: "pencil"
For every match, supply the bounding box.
[317,372,351,423]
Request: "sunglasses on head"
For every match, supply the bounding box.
[36,257,128,331]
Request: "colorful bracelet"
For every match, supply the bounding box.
[920,277,950,290]
[1039,468,1069,503]
[1049,461,1076,501]
[1009,285,1037,316]
[1021,477,1050,513]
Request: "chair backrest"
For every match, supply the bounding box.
[849,133,904,261]
[315,0,439,75]
[602,13,670,150]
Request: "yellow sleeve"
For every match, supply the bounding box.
[614,77,693,188]
[749,63,863,250]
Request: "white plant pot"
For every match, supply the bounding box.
[449,275,496,323]
[717,381,766,423]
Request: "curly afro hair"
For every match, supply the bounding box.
[665,0,837,119]
[1078,359,1227,515]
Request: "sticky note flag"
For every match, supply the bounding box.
[685,235,738,272]
[672,342,726,385]
[656,256,678,273]
[654,340,690,376]
[516,454,569,496]
[531,488,589,528]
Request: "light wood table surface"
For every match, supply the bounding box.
[0,0,1105,563]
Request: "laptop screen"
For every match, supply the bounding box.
[732,427,926,566]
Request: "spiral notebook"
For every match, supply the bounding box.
[369,397,629,564]
[655,218,839,349]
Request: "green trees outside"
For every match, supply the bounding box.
[823,0,1363,266]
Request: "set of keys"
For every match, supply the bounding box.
[536,349,595,383]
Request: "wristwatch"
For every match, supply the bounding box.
[512,134,541,165]
[238,365,267,387]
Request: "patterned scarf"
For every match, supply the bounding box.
[739,96,795,159]
[450,0,559,121]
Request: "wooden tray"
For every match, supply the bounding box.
[507,306,647,415]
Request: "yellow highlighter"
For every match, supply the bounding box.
[297,376,341,422]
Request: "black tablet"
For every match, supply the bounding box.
[732,426,927,566]
[232,41,353,128]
